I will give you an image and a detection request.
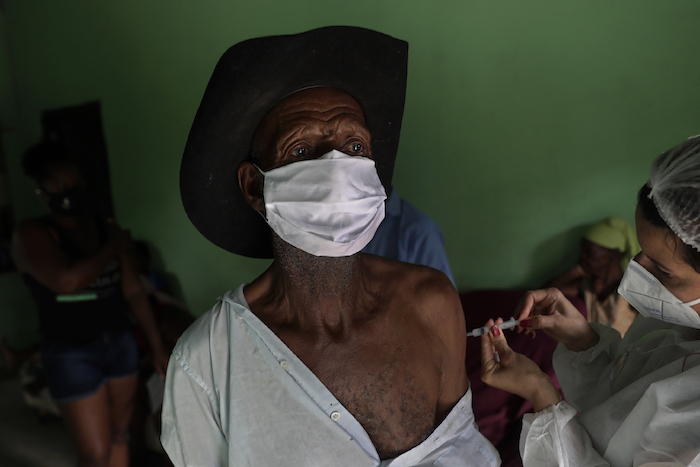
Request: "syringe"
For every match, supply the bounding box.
[466,317,520,337]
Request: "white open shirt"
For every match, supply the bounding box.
[161,285,500,467]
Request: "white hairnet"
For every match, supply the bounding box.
[648,134,700,251]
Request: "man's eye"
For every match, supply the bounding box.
[351,143,362,153]
[293,147,307,157]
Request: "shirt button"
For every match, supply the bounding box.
[280,360,289,370]
[331,411,341,421]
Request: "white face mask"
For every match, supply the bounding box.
[617,258,700,329]
[256,150,386,257]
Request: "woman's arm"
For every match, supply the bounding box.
[545,264,585,297]
[480,320,609,466]
[11,219,120,294]
[514,288,599,352]
[513,289,625,409]
[480,318,690,466]
[520,402,610,467]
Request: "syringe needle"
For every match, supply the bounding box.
[466,317,520,338]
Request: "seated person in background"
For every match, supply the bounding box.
[133,240,172,295]
[130,238,193,359]
[546,217,640,336]
[129,240,193,466]
[132,240,192,345]
[162,27,499,467]
[362,187,455,287]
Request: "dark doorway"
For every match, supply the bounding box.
[42,101,114,218]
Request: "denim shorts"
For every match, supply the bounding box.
[41,328,139,403]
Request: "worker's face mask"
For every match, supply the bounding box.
[256,150,386,257]
[617,258,700,329]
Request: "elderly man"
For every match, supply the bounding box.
[162,26,499,467]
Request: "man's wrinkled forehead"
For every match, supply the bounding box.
[258,87,365,130]
[251,87,368,157]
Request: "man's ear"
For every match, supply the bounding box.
[238,161,265,214]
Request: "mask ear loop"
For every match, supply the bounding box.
[682,296,700,306]
[252,164,267,222]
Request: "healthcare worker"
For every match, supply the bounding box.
[480,135,700,466]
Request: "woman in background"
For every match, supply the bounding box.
[481,135,700,465]
[11,141,168,467]
[547,217,641,336]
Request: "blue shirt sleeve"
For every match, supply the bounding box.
[362,190,455,287]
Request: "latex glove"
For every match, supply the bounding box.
[514,288,599,352]
[480,318,561,412]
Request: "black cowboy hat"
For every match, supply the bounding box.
[180,26,408,258]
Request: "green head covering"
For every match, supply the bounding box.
[583,217,641,269]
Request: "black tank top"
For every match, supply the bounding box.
[23,217,132,344]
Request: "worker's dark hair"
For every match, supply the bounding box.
[638,184,700,273]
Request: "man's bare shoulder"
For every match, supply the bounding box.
[361,254,465,359]
[361,252,461,320]
[360,253,468,414]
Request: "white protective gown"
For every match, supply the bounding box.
[520,317,700,466]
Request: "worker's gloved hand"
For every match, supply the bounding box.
[513,288,600,352]
[480,318,561,412]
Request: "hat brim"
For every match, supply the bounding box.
[180,26,408,258]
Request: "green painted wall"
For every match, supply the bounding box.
[1,1,699,346]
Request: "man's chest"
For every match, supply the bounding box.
[277,326,443,459]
